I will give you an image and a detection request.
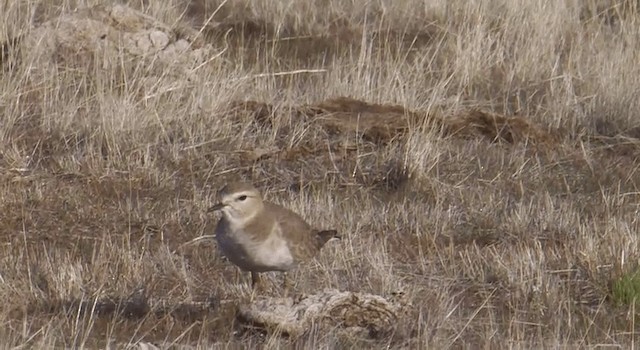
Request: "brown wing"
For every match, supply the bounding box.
[265,202,322,261]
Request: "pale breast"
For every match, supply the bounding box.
[215,218,295,272]
[250,225,295,271]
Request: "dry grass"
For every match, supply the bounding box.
[2,0,640,348]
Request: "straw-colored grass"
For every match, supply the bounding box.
[1,0,640,348]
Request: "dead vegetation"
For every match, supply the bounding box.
[1,0,640,348]
[237,289,407,338]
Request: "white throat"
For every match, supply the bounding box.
[223,206,261,228]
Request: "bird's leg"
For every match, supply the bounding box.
[248,272,263,300]
[251,272,261,290]
[283,272,305,303]
[235,268,241,285]
[282,272,290,297]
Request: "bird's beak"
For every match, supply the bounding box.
[208,203,225,212]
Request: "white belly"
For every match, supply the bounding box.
[216,224,295,272]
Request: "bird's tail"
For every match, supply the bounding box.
[316,229,340,248]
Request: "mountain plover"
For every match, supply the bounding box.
[208,182,339,290]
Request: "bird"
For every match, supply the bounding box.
[208,181,340,292]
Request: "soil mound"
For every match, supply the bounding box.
[2,4,215,80]
[228,97,558,146]
[444,109,559,145]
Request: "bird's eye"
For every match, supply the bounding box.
[238,195,247,201]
